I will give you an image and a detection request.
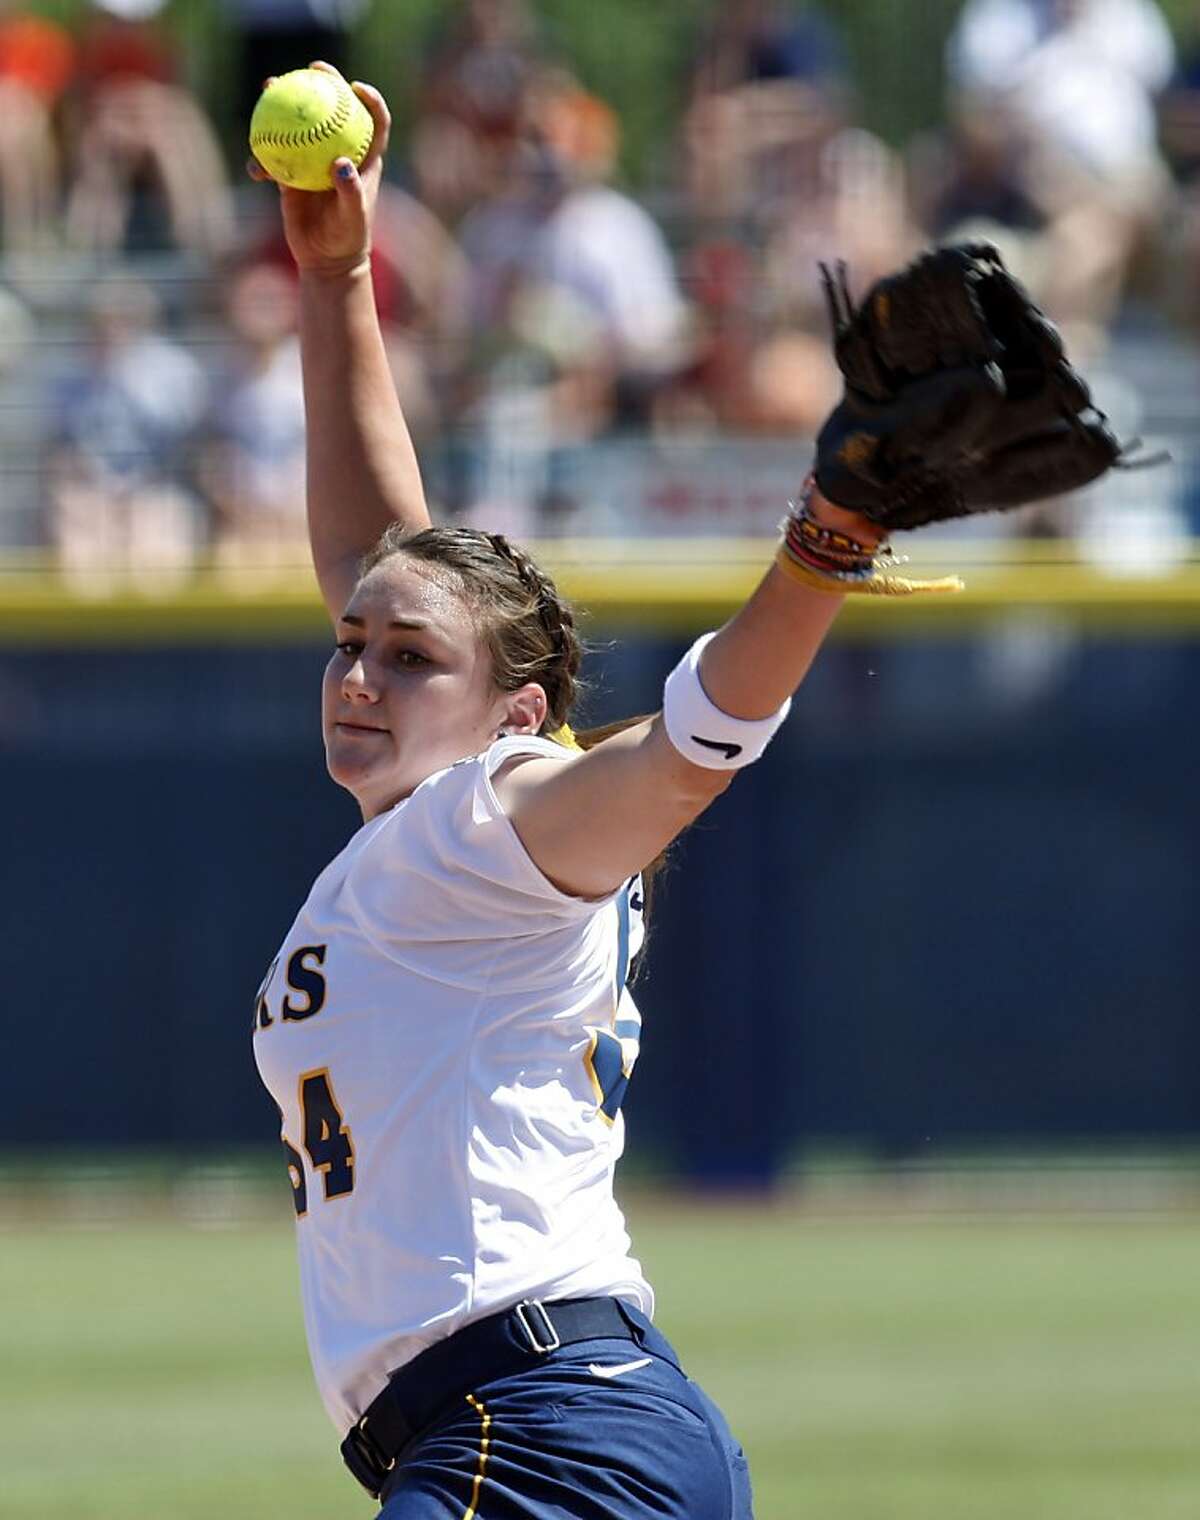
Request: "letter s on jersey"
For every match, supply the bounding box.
[254,945,329,1029]
[282,945,328,1020]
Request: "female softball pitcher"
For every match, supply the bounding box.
[249,67,1064,1520]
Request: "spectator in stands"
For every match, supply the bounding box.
[451,72,692,527]
[413,0,541,223]
[908,108,1052,300]
[945,0,1175,350]
[684,0,849,216]
[678,3,910,435]
[759,126,914,328]
[0,5,75,251]
[61,0,232,258]
[44,277,207,595]
[198,260,308,575]
[666,130,897,438]
[691,0,846,93]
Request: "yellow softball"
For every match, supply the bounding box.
[249,69,374,192]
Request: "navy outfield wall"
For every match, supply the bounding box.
[3,630,1198,1177]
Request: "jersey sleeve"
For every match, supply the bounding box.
[343,737,622,947]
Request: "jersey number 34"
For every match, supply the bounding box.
[281,1068,354,1218]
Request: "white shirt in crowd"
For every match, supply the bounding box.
[460,184,691,374]
[947,0,1176,179]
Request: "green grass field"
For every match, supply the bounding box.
[2,1193,1199,1519]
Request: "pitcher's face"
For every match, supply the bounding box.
[322,556,503,819]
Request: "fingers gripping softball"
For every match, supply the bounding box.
[250,67,373,190]
[248,65,392,275]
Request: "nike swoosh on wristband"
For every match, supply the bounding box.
[690,735,743,759]
[587,1357,653,1380]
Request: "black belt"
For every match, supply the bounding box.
[341,1295,642,1498]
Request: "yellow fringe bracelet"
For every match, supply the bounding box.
[776,481,964,597]
[773,543,964,597]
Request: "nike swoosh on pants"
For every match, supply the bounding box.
[587,1357,653,1379]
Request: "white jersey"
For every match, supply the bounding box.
[252,736,654,1433]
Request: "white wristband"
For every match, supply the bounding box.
[661,632,791,770]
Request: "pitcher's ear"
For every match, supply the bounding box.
[499,683,548,736]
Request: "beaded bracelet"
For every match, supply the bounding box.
[775,476,963,598]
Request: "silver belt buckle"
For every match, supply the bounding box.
[513,1298,561,1354]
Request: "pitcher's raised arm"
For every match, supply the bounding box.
[250,67,430,619]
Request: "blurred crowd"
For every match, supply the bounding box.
[4,0,1200,581]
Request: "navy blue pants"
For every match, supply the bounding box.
[377,1308,753,1518]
